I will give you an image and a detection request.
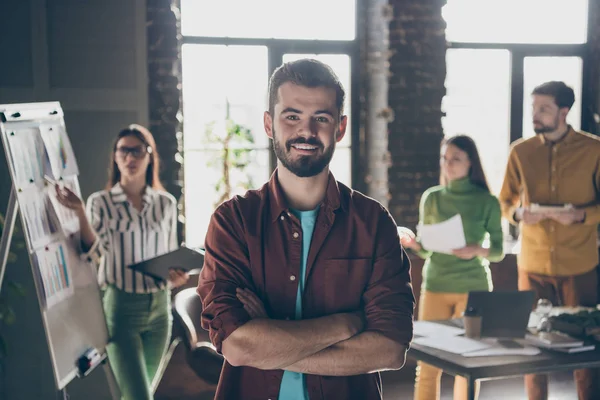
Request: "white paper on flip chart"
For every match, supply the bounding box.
[418,214,466,254]
[413,321,465,337]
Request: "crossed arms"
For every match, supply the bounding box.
[197,206,415,376]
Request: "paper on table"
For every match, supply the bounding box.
[418,214,466,254]
[414,321,465,337]
[462,346,541,357]
[462,339,541,357]
[413,335,491,355]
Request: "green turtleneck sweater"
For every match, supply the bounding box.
[415,178,505,293]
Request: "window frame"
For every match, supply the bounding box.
[182,32,361,187]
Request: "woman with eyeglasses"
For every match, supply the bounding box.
[401,135,505,400]
[54,124,189,399]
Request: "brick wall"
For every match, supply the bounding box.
[386,0,447,230]
[147,0,183,201]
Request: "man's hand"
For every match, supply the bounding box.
[236,288,365,337]
[452,244,488,260]
[236,288,268,318]
[546,209,585,225]
[521,209,547,225]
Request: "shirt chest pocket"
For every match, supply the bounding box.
[108,219,136,234]
[322,258,371,314]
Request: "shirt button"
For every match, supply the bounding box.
[280,215,285,220]
[293,232,299,239]
[290,275,296,281]
[550,247,555,252]
[551,186,556,191]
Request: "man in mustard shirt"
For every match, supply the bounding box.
[500,81,600,400]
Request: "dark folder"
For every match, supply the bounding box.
[127,246,205,281]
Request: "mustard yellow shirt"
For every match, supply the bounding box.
[499,127,600,276]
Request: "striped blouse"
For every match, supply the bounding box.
[82,183,178,293]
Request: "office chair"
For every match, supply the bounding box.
[172,287,224,385]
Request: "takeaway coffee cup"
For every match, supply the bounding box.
[463,306,482,339]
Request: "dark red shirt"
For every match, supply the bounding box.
[198,171,414,399]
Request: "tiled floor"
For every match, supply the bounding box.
[155,345,578,400]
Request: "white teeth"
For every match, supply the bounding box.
[293,144,317,150]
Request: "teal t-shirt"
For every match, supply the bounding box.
[278,207,319,400]
[415,177,504,293]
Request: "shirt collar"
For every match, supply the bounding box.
[109,183,154,207]
[269,168,342,222]
[538,125,577,146]
[446,177,475,193]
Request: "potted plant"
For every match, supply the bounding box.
[204,100,256,207]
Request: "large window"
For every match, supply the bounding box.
[444,0,589,44]
[181,1,358,247]
[522,57,583,139]
[443,49,511,195]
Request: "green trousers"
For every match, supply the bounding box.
[103,285,172,400]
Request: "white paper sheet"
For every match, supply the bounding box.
[18,187,61,250]
[418,214,466,254]
[40,123,79,179]
[5,127,46,188]
[462,339,541,357]
[413,321,465,337]
[34,240,75,309]
[413,335,491,355]
[47,176,82,235]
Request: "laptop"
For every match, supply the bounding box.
[465,290,536,340]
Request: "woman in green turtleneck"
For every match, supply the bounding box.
[402,135,504,400]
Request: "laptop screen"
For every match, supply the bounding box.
[465,290,536,338]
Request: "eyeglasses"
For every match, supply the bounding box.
[115,145,152,160]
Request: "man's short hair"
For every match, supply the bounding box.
[268,59,345,116]
[532,81,575,110]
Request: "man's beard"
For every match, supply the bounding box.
[272,130,335,178]
[533,114,559,134]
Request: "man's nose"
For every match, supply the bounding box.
[297,118,318,137]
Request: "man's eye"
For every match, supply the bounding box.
[286,115,299,120]
[315,116,330,123]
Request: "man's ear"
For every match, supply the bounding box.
[264,111,273,139]
[335,115,348,143]
[559,107,570,123]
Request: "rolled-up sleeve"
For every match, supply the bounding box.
[362,207,415,347]
[197,201,253,354]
